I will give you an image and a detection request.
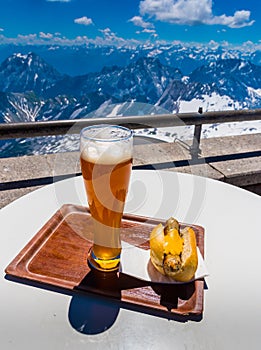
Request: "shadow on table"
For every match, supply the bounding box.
[5,271,203,336]
[5,265,204,336]
[69,270,121,334]
[68,294,120,335]
[68,268,203,335]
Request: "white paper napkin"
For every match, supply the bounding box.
[120,241,208,284]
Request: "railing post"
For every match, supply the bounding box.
[190,107,203,160]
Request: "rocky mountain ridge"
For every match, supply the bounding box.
[0,51,260,124]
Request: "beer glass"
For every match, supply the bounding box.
[80,125,133,271]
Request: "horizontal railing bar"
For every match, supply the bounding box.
[0,108,260,140]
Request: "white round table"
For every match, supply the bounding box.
[1,170,260,349]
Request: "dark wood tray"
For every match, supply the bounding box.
[5,204,205,321]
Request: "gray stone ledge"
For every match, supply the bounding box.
[1,133,260,208]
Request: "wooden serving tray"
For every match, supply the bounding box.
[5,204,205,321]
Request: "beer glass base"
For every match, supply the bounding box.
[87,248,121,272]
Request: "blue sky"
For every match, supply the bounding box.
[0,0,260,47]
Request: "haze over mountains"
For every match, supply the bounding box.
[0,43,260,76]
[0,43,260,156]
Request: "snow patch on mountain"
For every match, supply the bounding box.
[179,93,239,112]
[247,87,261,101]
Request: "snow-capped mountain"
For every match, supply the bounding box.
[189,59,261,97]
[0,52,260,122]
[158,59,261,112]
[0,45,260,157]
[0,52,63,96]
[46,57,182,102]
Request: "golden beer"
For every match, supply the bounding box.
[80,125,133,271]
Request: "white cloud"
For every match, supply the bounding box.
[142,28,156,33]
[92,27,142,46]
[98,28,125,43]
[99,28,114,37]
[16,33,38,44]
[129,16,154,29]
[39,32,53,39]
[0,29,259,50]
[74,16,93,26]
[209,10,254,29]
[136,28,156,36]
[139,0,254,28]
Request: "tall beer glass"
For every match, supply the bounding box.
[80,125,133,271]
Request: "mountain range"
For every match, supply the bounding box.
[0,50,261,124]
[0,43,260,76]
[0,43,260,157]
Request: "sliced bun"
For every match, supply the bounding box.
[150,218,198,282]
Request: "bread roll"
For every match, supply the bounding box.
[150,217,198,282]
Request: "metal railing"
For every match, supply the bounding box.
[1,108,261,158]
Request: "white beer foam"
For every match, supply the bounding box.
[81,141,132,164]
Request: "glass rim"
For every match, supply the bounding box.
[80,124,133,142]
